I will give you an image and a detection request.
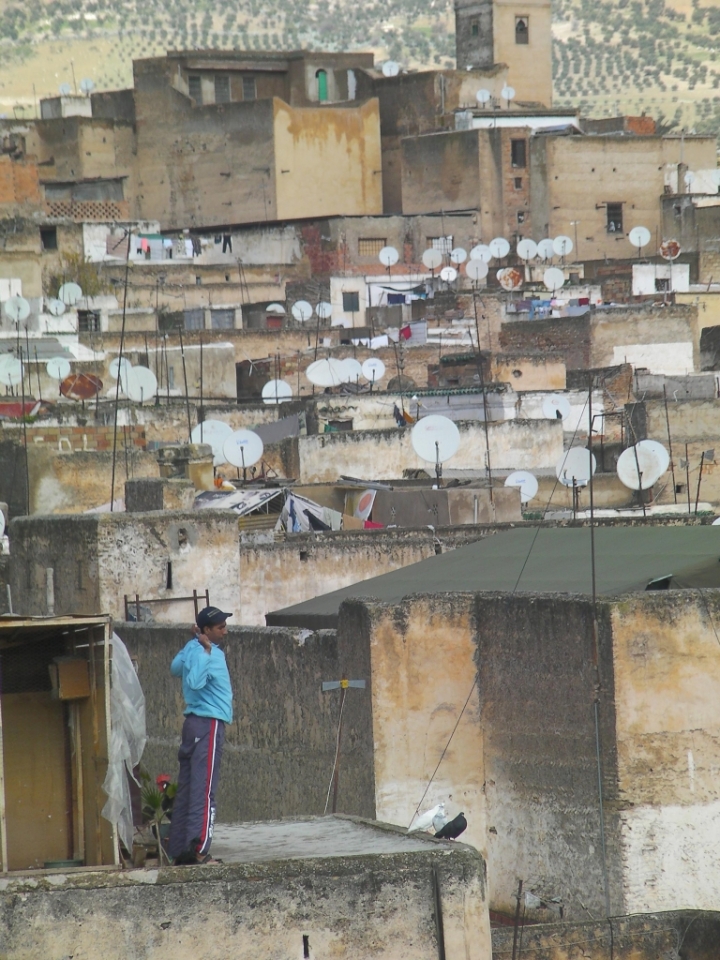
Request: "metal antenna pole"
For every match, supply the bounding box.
[472,291,494,501]
[110,230,131,513]
[178,327,192,441]
[663,385,677,503]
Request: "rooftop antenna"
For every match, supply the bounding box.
[537,238,555,262]
[450,247,467,266]
[58,282,83,306]
[422,247,443,280]
[222,428,264,483]
[556,447,597,517]
[262,378,293,404]
[291,300,313,323]
[124,365,158,404]
[361,357,385,393]
[382,60,400,77]
[46,297,66,317]
[306,357,349,388]
[543,266,566,296]
[465,259,489,288]
[439,265,458,288]
[617,440,669,512]
[516,238,538,262]
[504,470,538,504]
[476,88,491,109]
[46,356,71,382]
[497,267,523,292]
[628,226,651,260]
[542,394,572,421]
[190,419,233,465]
[470,243,493,264]
[553,234,574,264]
[659,239,681,261]
[266,302,286,316]
[379,244,399,285]
[411,415,461,485]
[501,84,515,110]
[489,237,510,263]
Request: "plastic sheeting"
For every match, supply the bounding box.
[101,633,147,853]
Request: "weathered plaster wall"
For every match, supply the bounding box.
[401,129,481,215]
[493,0,553,107]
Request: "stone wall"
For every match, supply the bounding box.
[500,315,592,371]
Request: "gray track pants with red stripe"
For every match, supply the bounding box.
[168,714,225,860]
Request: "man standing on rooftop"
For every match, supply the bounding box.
[167,606,234,865]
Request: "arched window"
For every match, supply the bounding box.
[316,69,328,102]
[515,16,529,44]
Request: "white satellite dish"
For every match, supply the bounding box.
[46,356,71,380]
[362,357,386,383]
[306,357,347,388]
[476,88,491,104]
[79,77,95,95]
[439,266,458,283]
[616,440,670,490]
[470,244,493,263]
[542,394,572,421]
[58,282,83,306]
[553,235,574,258]
[223,429,264,469]
[379,245,400,268]
[516,238,538,261]
[46,298,66,317]
[422,248,443,271]
[504,470,538,503]
[537,238,555,260]
[0,357,23,387]
[382,60,400,77]
[466,260,489,282]
[291,300,313,322]
[5,296,30,322]
[339,358,363,382]
[501,85,516,101]
[59,82,72,96]
[450,247,467,264]
[109,356,132,379]
[629,226,651,251]
[544,267,566,292]
[190,419,233,466]
[265,302,286,315]
[262,378,293,404]
[124,365,158,403]
[489,237,510,259]
[316,301,333,320]
[411,415,461,464]
[556,447,596,487]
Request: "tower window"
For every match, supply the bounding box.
[188,75,202,103]
[471,18,479,36]
[514,177,523,189]
[517,211,526,224]
[606,203,623,233]
[242,76,257,100]
[515,16,529,44]
[215,74,230,103]
[511,139,527,168]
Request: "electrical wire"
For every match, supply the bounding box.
[323,689,347,816]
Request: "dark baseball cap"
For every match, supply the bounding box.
[197,606,233,628]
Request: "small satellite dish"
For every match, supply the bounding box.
[489,237,510,259]
[379,245,400,267]
[544,267,566,292]
[616,440,670,490]
[684,170,695,187]
[440,266,458,283]
[79,78,95,95]
[339,358,363,382]
[450,247,468,265]
[261,378,293,404]
[660,239,681,261]
[556,447,596,487]
[59,82,72,96]
[265,302,286,315]
[60,373,102,401]
[382,60,400,77]
[291,300,313,322]
[306,357,347,388]
[109,356,132,379]
[411,415,461,464]
[476,88,491,104]
[222,429,264,469]
[124,365,158,403]
[504,470,539,503]
[0,510,4,538]
[470,244,493,263]
[516,238,538,261]
[553,235,574,258]
[190,419,233,465]
[501,85,516,101]
[46,356,71,381]
[58,282,83,306]
[0,357,22,387]
[362,357,386,383]
[422,248,443,271]
[542,394,572,421]
[537,238,555,260]
[629,226,651,250]
[466,260,489,282]
[316,301,333,320]
[497,267,524,291]
[46,298,66,317]
[4,296,30,322]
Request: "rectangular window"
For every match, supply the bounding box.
[511,139,527,168]
[342,291,360,312]
[655,277,671,292]
[607,203,623,233]
[358,237,387,257]
[515,15,529,44]
[188,75,202,104]
[471,18,479,36]
[214,74,230,103]
[40,226,57,251]
[77,310,100,332]
[517,211,526,224]
[242,76,257,101]
[514,176,523,189]
[428,236,453,254]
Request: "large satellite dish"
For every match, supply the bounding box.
[556,447,596,487]
[46,356,71,380]
[379,245,400,268]
[497,267,523,291]
[553,235,574,258]
[411,415,461,464]
[0,357,22,387]
[422,248,443,271]
[124,365,158,403]
[362,357,385,383]
[544,267,565,292]
[470,244,493,263]
[190,419,233,465]
[316,301,333,320]
[476,88,491,104]
[537,238,555,261]
[660,240,681,261]
[542,394,572,421]
[629,226,651,251]
[504,470,538,503]
[516,238,538,261]
[46,298,66,317]
[60,373,102,401]
[466,260,489,283]
[306,357,347,387]
[616,440,670,490]
[340,358,363,382]
[382,60,400,77]
[262,378,293,404]
[489,237,510,259]
[58,282,83,306]
[450,247,468,265]
[440,266,457,283]
[223,429,264,469]
[5,296,30,322]
[291,300,313,322]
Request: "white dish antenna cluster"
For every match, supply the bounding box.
[476,88,491,105]
[504,470,538,503]
[79,78,95,95]
[266,302,286,316]
[544,267,566,293]
[440,265,458,284]
[190,419,233,466]
[0,354,23,387]
[616,440,669,490]
[291,300,314,323]
[262,379,293,405]
[556,447,596,488]
[59,82,72,96]
[501,85,516,103]
[362,357,385,383]
[111,356,158,403]
[306,357,369,388]
[290,299,335,323]
[659,239,681,261]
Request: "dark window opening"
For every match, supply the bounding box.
[188,75,202,104]
[606,203,623,233]
[166,561,173,589]
[242,76,257,101]
[514,176,523,189]
[342,291,360,312]
[471,18,479,36]
[646,575,672,591]
[299,551,308,562]
[77,310,100,332]
[517,211,526,224]
[515,16,529,44]
[316,69,328,102]
[215,74,230,103]
[655,277,671,292]
[40,226,57,251]
[511,139,527,168]
[303,935,310,959]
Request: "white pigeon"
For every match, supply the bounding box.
[409,802,445,833]
[433,808,450,833]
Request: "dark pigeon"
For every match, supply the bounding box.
[434,812,467,840]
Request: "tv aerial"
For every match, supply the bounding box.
[616,440,669,490]
[489,237,510,260]
[544,267,565,293]
[556,447,596,487]
[5,296,30,323]
[379,245,399,270]
[497,267,523,291]
[476,88,491,106]
[362,357,385,386]
[306,357,348,387]
[382,60,400,77]
[504,470,538,503]
[450,247,467,265]
[0,356,22,387]
[553,235,573,260]
[46,297,66,316]
[59,82,72,96]
[124,365,158,403]
[465,259,489,285]
[291,300,313,322]
[422,248,443,275]
[190,419,233,465]
[516,238,538,261]
[411,414,461,482]
[79,78,95,96]
[58,282,83,306]
[659,239,681,261]
[501,85,515,105]
[439,265,458,284]
[46,356,71,381]
[262,378,293,404]
[316,301,333,320]
[629,226,651,257]
[542,394,571,421]
[470,244,493,263]
[223,429,264,474]
[537,238,555,261]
